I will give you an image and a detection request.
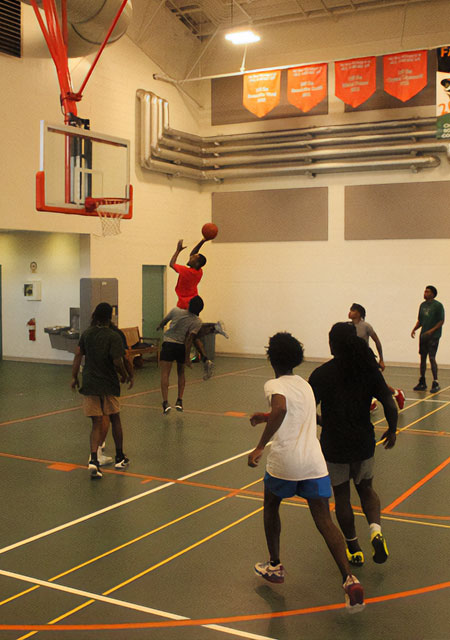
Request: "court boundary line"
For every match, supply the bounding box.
[0,447,257,556]
[0,573,448,632]
[383,454,450,513]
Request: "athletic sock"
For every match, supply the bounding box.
[270,559,280,567]
[90,452,98,462]
[116,449,124,459]
[346,537,362,553]
[369,523,381,537]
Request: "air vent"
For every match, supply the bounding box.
[0,0,21,58]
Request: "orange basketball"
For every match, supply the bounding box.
[202,222,218,240]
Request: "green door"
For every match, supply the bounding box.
[142,265,165,340]
[0,265,2,358]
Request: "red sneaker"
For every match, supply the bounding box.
[343,575,365,613]
[394,389,405,410]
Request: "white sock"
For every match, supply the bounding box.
[369,523,381,537]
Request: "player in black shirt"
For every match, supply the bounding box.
[309,322,397,566]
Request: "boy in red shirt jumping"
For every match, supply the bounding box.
[170,238,207,309]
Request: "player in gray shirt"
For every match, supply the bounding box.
[349,303,405,411]
[157,296,213,414]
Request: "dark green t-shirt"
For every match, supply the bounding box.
[79,325,125,397]
[418,299,445,338]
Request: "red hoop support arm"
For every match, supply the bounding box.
[29,0,129,122]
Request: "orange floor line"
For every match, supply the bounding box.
[0,581,449,631]
[385,510,450,521]
[383,454,450,513]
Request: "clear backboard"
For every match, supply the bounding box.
[37,121,133,218]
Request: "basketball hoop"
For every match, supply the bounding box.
[97,211,125,236]
[85,196,129,236]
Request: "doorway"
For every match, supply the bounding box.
[142,265,165,340]
[0,265,2,359]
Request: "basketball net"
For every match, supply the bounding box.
[97,211,125,237]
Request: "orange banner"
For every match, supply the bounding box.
[383,50,427,102]
[243,70,281,118]
[287,64,327,112]
[335,57,376,108]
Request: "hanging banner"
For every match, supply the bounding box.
[243,70,281,118]
[287,64,327,113]
[436,47,450,139]
[383,50,427,102]
[335,57,376,108]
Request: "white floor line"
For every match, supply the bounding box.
[0,448,255,556]
[0,569,274,640]
[405,396,450,403]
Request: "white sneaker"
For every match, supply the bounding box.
[214,320,229,339]
[203,359,214,380]
[98,453,113,466]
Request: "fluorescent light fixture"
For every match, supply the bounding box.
[225,30,260,45]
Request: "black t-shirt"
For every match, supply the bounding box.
[309,358,391,464]
[79,325,124,397]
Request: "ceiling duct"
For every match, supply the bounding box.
[20,0,132,56]
[137,89,444,182]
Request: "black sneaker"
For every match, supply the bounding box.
[430,381,441,393]
[371,532,389,563]
[175,398,183,411]
[88,459,102,478]
[162,401,171,414]
[413,379,427,391]
[114,454,130,469]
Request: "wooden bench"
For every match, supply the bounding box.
[120,327,160,368]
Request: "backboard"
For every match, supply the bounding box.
[36,121,133,218]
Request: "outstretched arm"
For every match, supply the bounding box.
[248,394,287,467]
[169,239,186,271]
[190,238,207,255]
[371,331,385,371]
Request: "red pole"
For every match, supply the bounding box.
[76,0,129,98]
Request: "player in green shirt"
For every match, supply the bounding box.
[411,285,445,392]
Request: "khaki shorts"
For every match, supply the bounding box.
[326,457,375,487]
[82,395,120,417]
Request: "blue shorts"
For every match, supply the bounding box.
[264,471,332,499]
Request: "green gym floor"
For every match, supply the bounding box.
[0,356,449,640]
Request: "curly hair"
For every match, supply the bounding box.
[266,332,304,372]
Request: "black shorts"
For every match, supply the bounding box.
[160,341,186,364]
[419,334,440,358]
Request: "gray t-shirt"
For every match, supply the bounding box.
[162,307,202,344]
[354,320,375,344]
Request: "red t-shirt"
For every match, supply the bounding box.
[173,264,203,309]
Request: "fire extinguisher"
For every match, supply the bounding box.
[27,318,36,341]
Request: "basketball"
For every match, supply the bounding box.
[202,222,218,240]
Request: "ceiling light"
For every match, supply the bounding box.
[225,30,260,45]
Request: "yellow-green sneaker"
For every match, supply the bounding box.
[371,532,389,563]
[346,547,364,566]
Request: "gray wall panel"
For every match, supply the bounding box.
[345,182,450,240]
[212,188,328,242]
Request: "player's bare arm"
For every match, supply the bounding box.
[190,238,207,255]
[422,319,444,337]
[248,394,287,467]
[71,346,83,389]
[169,239,186,270]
